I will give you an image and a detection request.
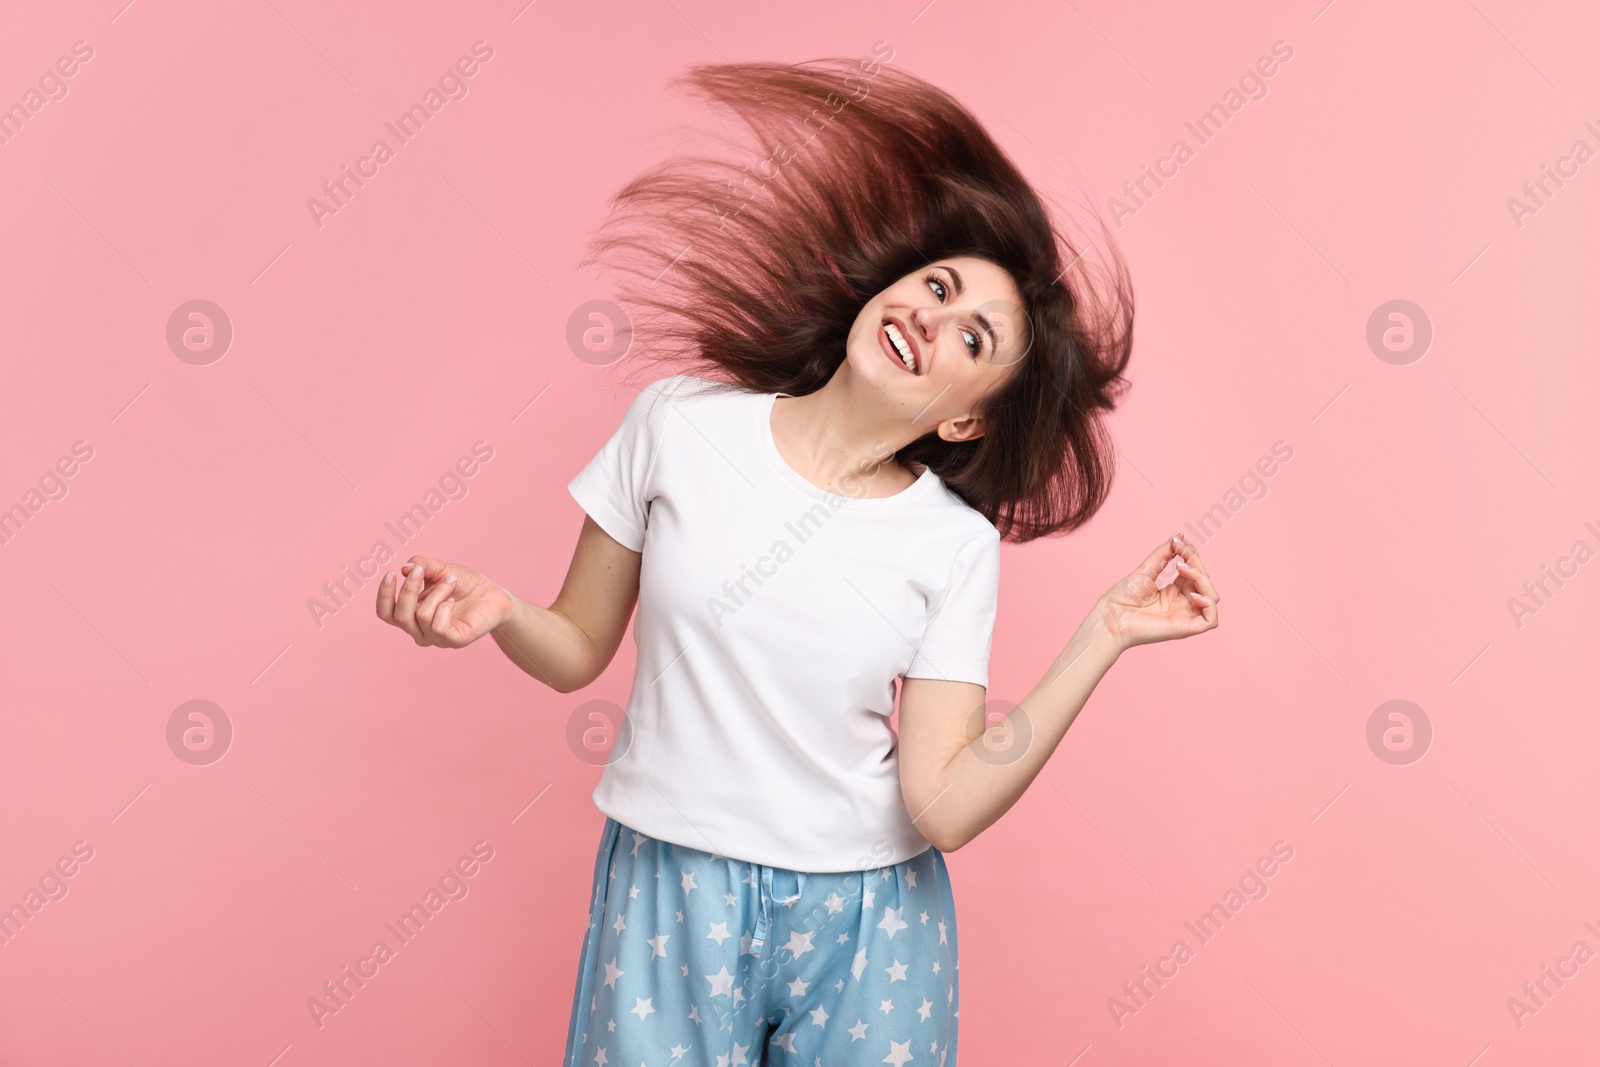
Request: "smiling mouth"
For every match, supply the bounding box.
[881,321,918,374]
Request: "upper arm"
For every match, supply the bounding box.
[548,513,642,686]
[897,676,987,851]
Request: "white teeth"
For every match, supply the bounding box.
[884,323,915,372]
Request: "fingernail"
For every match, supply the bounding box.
[382,572,392,584]
[446,574,457,585]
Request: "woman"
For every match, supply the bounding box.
[376,56,1219,1066]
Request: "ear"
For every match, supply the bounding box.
[936,412,986,444]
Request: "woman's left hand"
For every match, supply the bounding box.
[1094,532,1220,652]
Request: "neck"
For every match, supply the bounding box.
[774,367,920,496]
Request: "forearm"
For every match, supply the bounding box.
[489,591,606,693]
[927,609,1123,851]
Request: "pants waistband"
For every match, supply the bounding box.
[749,865,806,958]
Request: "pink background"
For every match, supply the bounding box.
[3,0,1597,1063]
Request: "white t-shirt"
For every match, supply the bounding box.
[566,374,1001,873]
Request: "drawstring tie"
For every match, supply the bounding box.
[749,865,805,958]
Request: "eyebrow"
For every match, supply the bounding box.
[943,266,999,354]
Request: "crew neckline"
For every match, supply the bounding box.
[758,391,938,509]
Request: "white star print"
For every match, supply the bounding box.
[919,911,929,924]
[630,832,646,856]
[612,913,626,935]
[917,998,933,1021]
[628,884,640,900]
[647,933,671,958]
[809,1005,829,1026]
[885,959,908,983]
[593,1046,608,1065]
[706,921,732,945]
[629,997,655,1021]
[878,906,908,939]
[782,929,815,959]
[937,920,947,945]
[607,1018,616,1032]
[773,1033,797,1053]
[863,887,875,908]
[824,892,846,914]
[847,1019,869,1041]
[878,998,894,1014]
[681,870,699,893]
[906,870,917,887]
[724,892,738,906]
[603,958,625,989]
[787,976,810,997]
[705,966,735,997]
[931,961,941,974]
[670,1044,690,1059]
[851,950,868,980]
[884,1038,914,1066]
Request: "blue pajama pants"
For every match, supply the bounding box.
[563,816,960,1066]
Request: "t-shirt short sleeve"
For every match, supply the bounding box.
[903,526,1001,688]
[566,377,678,553]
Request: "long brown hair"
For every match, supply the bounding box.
[579,53,1134,543]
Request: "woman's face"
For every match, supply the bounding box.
[846,254,1029,443]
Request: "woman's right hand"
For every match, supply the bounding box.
[375,556,515,649]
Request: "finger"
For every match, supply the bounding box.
[414,574,458,636]
[431,596,462,646]
[1132,534,1182,582]
[1187,590,1218,627]
[404,556,455,584]
[1175,558,1220,603]
[1173,535,1215,585]
[393,565,427,641]
[375,571,398,623]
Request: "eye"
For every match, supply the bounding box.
[924,271,983,358]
